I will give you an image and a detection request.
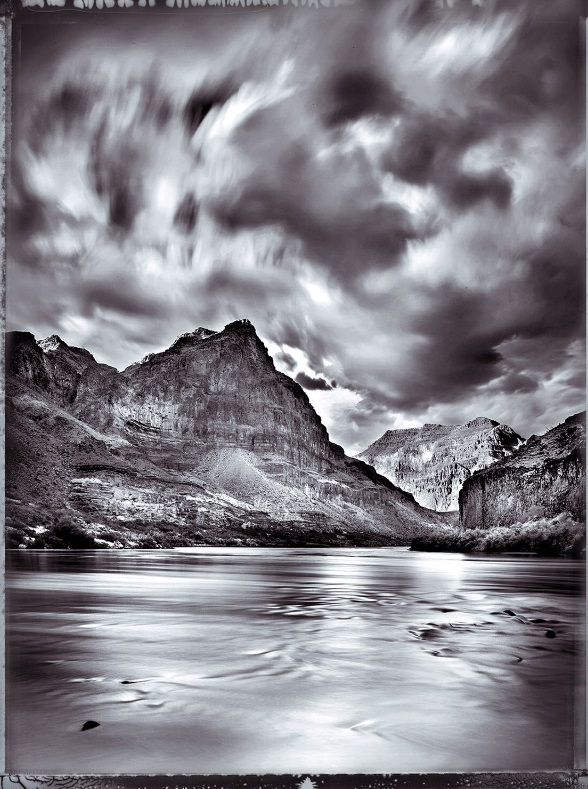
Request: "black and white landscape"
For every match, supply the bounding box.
[5,0,585,777]
[5,322,586,552]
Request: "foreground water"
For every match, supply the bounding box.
[6,548,583,774]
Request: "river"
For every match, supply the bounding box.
[6,548,583,774]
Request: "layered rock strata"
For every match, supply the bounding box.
[6,321,447,547]
[357,418,524,511]
[459,412,585,530]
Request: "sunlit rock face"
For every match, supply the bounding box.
[357,418,524,512]
[6,322,448,547]
[459,412,586,530]
[97,319,333,470]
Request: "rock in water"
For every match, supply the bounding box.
[459,412,585,531]
[356,418,524,511]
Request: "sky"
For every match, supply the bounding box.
[8,0,585,455]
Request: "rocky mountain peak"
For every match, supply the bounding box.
[195,327,217,339]
[6,330,39,352]
[175,319,258,345]
[6,329,105,403]
[174,327,218,344]
[465,417,499,429]
[37,333,98,366]
[219,318,263,343]
[6,331,48,383]
[226,318,254,330]
[39,334,68,352]
[357,417,525,512]
[169,329,213,351]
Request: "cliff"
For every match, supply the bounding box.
[6,321,447,548]
[357,418,523,511]
[459,412,585,530]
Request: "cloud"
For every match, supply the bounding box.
[274,350,297,372]
[479,0,582,125]
[206,94,425,283]
[182,82,235,138]
[321,68,404,127]
[295,372,336,392]
[8,0,584,452]
[173,193,199,235]
[381,106,515,212]
[77,272,168,320]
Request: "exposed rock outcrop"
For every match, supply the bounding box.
[357,418,524,511]
[6,321,448,548]
[459,412,586,530]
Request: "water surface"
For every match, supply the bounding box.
[6,548,583,774]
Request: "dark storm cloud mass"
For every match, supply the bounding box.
[322,68,404,127]
[213,177,421,282]
[208,95,427,282]
[78,276,168,320]
[387,189,585,412]
[8,0,585,451]
[91,141,143,234]
[85,75,197,236]
[295,372,335,392]
[480,2,582,124]
[382,108,513,211]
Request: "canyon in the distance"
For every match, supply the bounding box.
[356,418,524,512]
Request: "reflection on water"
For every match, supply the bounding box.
[6,548,583,774]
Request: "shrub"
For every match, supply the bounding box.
[411,513,585,557]
[6,526,27,548]
[42,512,97,548]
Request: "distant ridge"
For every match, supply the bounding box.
[357,419,524,511]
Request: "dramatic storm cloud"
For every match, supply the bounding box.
[9,0,584,453]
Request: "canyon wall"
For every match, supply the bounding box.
[357,418,523,511]
[6,321,447,547]
[459,412,585,530]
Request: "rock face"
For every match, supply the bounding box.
[459,412,586,530]
[6,320,448,548]
[357,418,524,511]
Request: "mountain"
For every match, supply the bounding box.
[459,412,586,530]
[6,320,448,548]
[356,418,524,512]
